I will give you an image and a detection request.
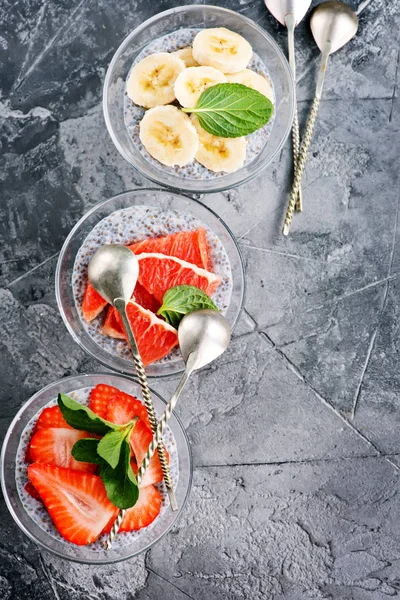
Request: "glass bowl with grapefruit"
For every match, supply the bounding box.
[1,372,192,563]
[56,189,244,377]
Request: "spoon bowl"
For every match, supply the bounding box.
[264,0,311,27]
[88,244,139,306]
[179,310,231,371]
[310,1,359,54]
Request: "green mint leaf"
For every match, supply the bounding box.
[58,393,121,436]
[97,430,126,469]
[157,284,218,328]
[99,439,139,509]
[183,83,273,138]
[71,438,102,464]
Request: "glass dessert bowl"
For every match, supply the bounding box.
[56,188,244,378]
[1,373,192,564]
[103,4,295,193]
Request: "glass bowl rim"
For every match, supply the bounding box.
[102,3,295,194]
[55,187,246,378]
[0,372,193,564]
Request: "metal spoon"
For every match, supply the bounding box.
[88,244,178,511]
[106,309,231,548]
[283,1,358,235]
[265,0,312,212]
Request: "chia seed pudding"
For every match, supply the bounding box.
[15,387,178,551]
[124,28,275,180]
[72,205,233,366]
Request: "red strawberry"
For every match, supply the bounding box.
[89,384,117,419]
[82,282,108,322]
[119,485,162,532]
[130,419,169,487]
[29,428,98,474]
[106,392,151,431]
[28,463,118,545]
[35,406,73,431]
[25,481,42,502]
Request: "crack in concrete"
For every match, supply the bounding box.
[38,555,62,600]
[389,49,399,122]
[258,331,400,472]
[12,0,89,92]
[6,251,59,287]
[240,243,327,264]
[146,567,196,600]
[199,454,382,468]
[351,179,400,419]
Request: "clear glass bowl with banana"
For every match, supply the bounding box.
[104,5,295,193]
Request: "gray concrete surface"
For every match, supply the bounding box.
[1,0,400,598]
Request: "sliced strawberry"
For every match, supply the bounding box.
[28,463,119,545]
[133,282,160,313]
[119,485,162,532]
[29,428,97,474]
[25,481,42,502]
[106,392,151,430]
[89,384,117,419]
[102,305,125,339]
[82,282,108,322]
[35,406,73,431]
[130,419,169,487]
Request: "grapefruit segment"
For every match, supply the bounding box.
[113,301,178,366]
[102,305,125,339]
[82,282,107,322]
[136,253,221,303]
[129,228,211,271]
[133,282,160,312]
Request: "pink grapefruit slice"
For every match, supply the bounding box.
[111,301,178,366]
[136,253,221,304]
[82,281,159,323]
[128,228,211,271]
[82,282,107,322]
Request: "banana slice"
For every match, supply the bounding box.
[173,47,199,68]
[174,66,227,108]
[226,69,274,102]
[192,27,252,74]
[190,114,246,173]
[127,52,186,108]
[140,106,199,167]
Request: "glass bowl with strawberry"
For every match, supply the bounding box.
[56,188,244,377]
[1,373,192,563]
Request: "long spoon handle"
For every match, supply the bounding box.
[283,48,330,235]
[116,301,177,509]
[283,96,320,234]
[137,365,192,481]
[286,16,302,213]
[104,364,193,549]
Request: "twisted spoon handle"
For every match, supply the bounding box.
[137,365,192,481]
[104,302,179,550]
[105,358,193,549]
[283,95,321,235]
[292,108,302,212]
[286,16,302,213]
[117,303,177,508]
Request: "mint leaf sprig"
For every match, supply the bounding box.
[58,394,139,510]
[182,83,274,138]
[157,284,218,328]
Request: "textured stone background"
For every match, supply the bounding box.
[1,0,400,598]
